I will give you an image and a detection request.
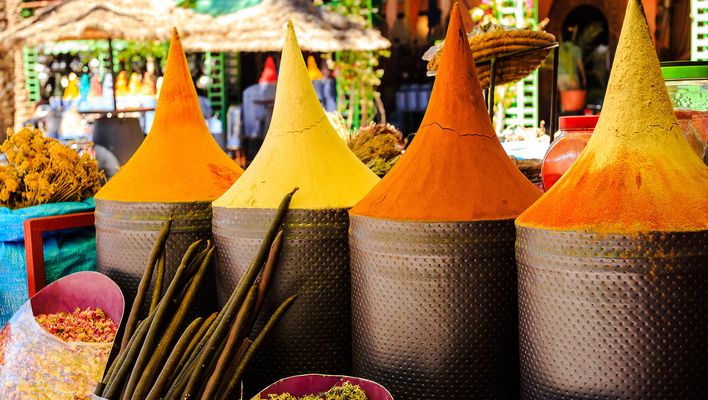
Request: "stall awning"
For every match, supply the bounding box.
[0,0,213,48]
[182,0,391,52]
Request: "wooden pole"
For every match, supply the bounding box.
[107,37,117,112]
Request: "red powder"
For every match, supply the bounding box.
[351,4,540,221]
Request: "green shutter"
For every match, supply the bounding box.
[692,0,708,60]
[205,51,228,127]
[22,47,41,103]
[496,0,539,130]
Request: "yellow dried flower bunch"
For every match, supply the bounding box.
[0,126,104,209]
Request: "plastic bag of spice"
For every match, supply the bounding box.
[0,271,124,399]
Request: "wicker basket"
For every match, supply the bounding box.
[512,157,542,184]
[427,29,556,89]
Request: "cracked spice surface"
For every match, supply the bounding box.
[351,4,540,221]
[517,0,708,233]
[213,21,378,210]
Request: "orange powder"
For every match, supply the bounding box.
[351,4,540,221]
[95,29,242,203]
[517,0,708,233]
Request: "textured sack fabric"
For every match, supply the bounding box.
[0,199,97,326]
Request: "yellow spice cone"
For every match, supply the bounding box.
[307,56,323,81]
[214,22,379,209]
[96,29,242,202]
[517,0,708,233]
[115,71,128,96]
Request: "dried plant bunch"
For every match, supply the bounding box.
[348,123,404,177]
[0,126,104,209]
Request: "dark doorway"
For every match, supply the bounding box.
[561,5,610,108]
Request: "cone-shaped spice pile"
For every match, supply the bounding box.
[349,5,539,399]
[94,30,241,319]
[350,16,538,220]
[259,56,278,84]
[516,2,708,398]
[214,23,378,210]
[96,29,242,203]
[212,22,378,395]
[307,56,323,80]
[517,12,707,232]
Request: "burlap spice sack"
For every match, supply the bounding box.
[94,30,242,317]
[516,1,708,399]
[349,5,540,400]
[212,22,379,395]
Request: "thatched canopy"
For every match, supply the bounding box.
[0,0,213,48]
[182,0,391,52]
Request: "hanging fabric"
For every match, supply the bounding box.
[386,0,399,34]
[428,0,441,28]
[404,0,421,40]
[440,0,452,28]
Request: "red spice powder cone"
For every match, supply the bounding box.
[259,56,278,84]
[351,3,540,221]
[96,29,242,203]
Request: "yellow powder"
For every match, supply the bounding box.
[96,29,242,203]
[213,22,379,210]
[307,56,323,81]
[517,0,708,233]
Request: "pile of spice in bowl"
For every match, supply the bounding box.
[268,382,369,400]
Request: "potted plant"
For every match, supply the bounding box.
[558,27,587,112]
[558,22,606,112]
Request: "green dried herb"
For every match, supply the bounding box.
[268,382,368,400]
[268,394,299,400]
[324,382,368,400]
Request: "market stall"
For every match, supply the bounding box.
[180,0,391,164]
[0,1,705,399]
[0,0,213,146]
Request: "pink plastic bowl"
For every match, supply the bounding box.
[29,271,125,325]
[254,374,394,400]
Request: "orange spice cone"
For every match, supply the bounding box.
[211,22,379,395]
[96,29,241,203]
[94,29,242,319]
[349,4,536,399]
[516,1,708,398]
[306,55,323,80]
[351,7,540,221]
